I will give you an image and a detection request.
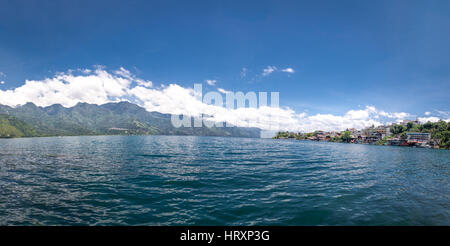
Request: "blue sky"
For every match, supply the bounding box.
[0,0,449,127]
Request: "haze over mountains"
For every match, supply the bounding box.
[0,101,260,138]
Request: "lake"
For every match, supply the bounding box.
[0,135,449,225]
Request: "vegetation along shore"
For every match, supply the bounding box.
[274,119,450,149]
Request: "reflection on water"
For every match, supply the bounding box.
[0,135,449,225]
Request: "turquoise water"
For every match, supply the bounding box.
[0,135,449,225]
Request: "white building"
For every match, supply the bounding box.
[406,132,431,142]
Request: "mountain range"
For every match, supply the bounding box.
[0,102,260,138]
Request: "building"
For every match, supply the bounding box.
[366,132,382,144]
[375,125,391,138]
[316,133,326,141]
[351,129,363,136]
[406,132,431,142]
[401,119,420,126]
[387,138,409,146]
[329,131,340,137]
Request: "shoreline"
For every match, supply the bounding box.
[0,133,262,140]
[273,137,449,150]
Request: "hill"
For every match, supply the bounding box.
[0,102,260,138]
[0,114,38,138]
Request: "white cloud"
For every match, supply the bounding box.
[418,117,449,123]
[418,117,440,123]
[217,88,231,94]
[0,67,428,132]
[262,66,277,76]
[130,84,206,116]
[377,110,410,119]
[262,66,295,76]
[136,79,153,88]
[0,81,4,85]
[281,68,295,73]
[205,79,216,86]
[436,110,450,118]
[114,67,133,79]
[240,67,247,78]
[418,110,450,123]
[0,68,132,107]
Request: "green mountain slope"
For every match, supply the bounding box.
[0,114,38,138]
[0,102,260,138]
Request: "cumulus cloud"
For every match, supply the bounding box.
[418,117,450,123]
[417,110,450,123]
[377,110,410,120]
[289,106,410,132]
[281,68,295,73]
[114,67,133,79]
[0,68,132,107]
[130,84,206,116]
[0,81,4,85]
[262,66,277,76]
[205,79,216,86]
[418,117,441,123]
[82,69,92,74]
[0,67,425,132]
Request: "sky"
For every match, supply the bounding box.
[0,0,449,132]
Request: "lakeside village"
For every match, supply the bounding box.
[273,119,450,149]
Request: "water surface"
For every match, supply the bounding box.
[0,135,449,225]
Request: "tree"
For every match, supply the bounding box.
[438,131,450,149]
[436,120,447,132]
[341,131,352,143]
[406,122,414,131]
[423,122,433,130]
[400,132,407,140]
[391,125,406,135]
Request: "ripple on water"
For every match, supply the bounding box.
[0,135,449,225]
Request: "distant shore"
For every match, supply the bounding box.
[273,120,450,150]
